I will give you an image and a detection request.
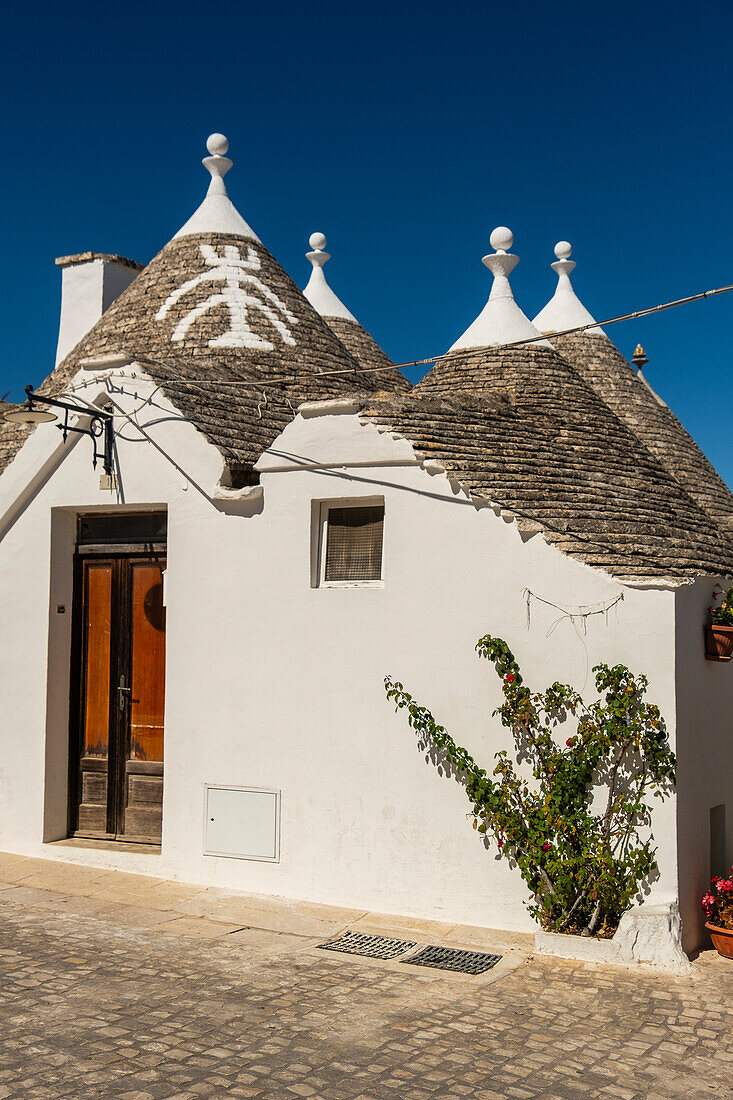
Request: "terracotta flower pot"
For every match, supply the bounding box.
[704,624,733,661]
[706,921,733,958]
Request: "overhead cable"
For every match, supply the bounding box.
[41,278,733,398]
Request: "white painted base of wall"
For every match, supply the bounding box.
[534,901,691,973]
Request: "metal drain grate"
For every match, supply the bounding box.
[403,945,502,974]
[317,932,417,959]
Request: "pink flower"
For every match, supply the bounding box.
[542,842,552,852]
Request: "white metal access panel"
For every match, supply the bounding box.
[203,785,281,862]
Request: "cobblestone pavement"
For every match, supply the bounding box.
[0,871,732,1099]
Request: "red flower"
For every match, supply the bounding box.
[497,838,504,848]
[542,842,552,851]
[566,738,573,747]
[504,674,515,683]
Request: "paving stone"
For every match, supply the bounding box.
[0,886,732,1099]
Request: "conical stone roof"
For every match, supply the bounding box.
[326,315,405,381]
[303,233,410,390]
[530,240,733,544]
[51,230,365,391]
[363,337,733,579]
[553,330,733,544]
[400,228,733,580]
[50,136,370,394]
[0,135,407,479]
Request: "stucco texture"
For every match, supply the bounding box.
[0,389,688,938]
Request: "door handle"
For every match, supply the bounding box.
[118,675,132,711]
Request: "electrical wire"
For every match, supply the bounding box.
[82,278,733,387]
[11,277,733,406]
[47,374,695,576]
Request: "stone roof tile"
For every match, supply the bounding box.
[375,345,733,580]
[553,331,733,547]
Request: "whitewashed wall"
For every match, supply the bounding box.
[674,579,733,951]
[0,376,687,934]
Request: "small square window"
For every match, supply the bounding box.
[319,502,384,585]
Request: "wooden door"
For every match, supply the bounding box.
[70,553,166,844]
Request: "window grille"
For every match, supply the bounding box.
[323,505,384,583]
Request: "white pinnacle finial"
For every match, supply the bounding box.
[489,226,514,253]
[449,227,551,351]
[306,231,330,272]
[203,133,233,196]
[483,226,519,279]
[172,132,259,242]
[532,241,603,336]
[303,232,357,321]
[207,133,229,156]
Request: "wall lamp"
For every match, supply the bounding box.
[3,386,114,475]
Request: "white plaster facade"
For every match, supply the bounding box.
[1,369,729,953]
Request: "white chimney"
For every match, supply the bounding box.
[54,252,142,366]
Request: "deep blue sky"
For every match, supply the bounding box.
[1,0,732,485]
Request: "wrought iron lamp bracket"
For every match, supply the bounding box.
[24,386,114,475]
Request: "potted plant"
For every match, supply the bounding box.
[704,584,733,661]
[702,870,733,957]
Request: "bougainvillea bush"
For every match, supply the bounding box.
[385,635,676,938]
[702,871,733,929]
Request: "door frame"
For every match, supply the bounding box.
[67,540,167,842]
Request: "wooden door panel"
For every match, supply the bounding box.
[125,761,164,838]
[128,773,164,803]
[78,772,108,833]
[75,562,114,835]
[82,563,112,759]
[70,547,166,846]
[125,772,164,838]
[121,561,166,842]
[129,563,166,765]
[81,771,106,803]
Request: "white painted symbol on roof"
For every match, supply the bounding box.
[155,244,298,350]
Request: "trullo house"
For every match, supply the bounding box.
[0,134,731,963]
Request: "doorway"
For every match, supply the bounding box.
[69,513,167,845]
